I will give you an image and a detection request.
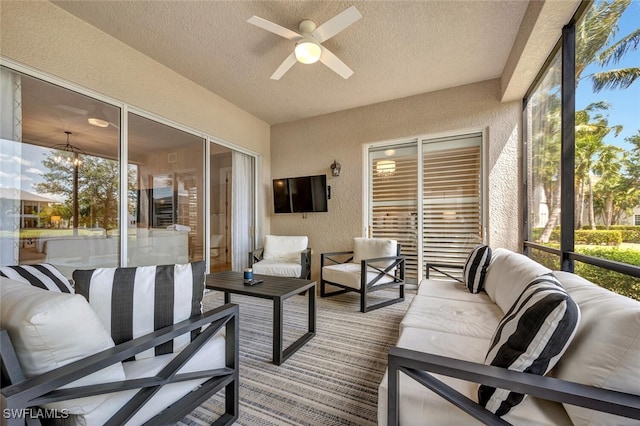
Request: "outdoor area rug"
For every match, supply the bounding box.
[179,288,414,425]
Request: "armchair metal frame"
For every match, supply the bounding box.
[1,303,240,426]
[387,346,640,425]
[320,244,405,313]
[249,247,312,280]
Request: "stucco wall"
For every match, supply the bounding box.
[0,0,271,235]
[270,79,521,280]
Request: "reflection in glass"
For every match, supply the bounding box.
[1,67,121,278]
[526,51,562,246]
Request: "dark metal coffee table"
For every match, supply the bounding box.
[206,271,316,365]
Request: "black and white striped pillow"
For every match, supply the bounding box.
[73,261,206,360]
[478,275,580,416]
[0,263,73,293]
[463,245,492,293]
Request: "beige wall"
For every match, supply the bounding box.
[0,0,272,236]
[271,79,521,280]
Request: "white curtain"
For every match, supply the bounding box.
[231,151,254,271]
[0,67,22,265]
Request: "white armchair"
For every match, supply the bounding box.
[321,238,405,312]
[249,235,311,279]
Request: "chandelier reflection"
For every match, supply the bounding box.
[51,131,86,167]
[376,159,396,178]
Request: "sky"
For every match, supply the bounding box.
[576,1,640,150]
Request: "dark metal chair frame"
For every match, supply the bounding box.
[387,346,640,425]
[320,244,405,313]
[1,303,240,426]
[249,247,312,280]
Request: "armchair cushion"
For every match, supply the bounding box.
[322,262,397,290]
[251,259,302,278]
[73,261,206,360]
[353,237,397,266]
[462,245,491,293]
[479,275,580,416]
[0,278,125,414]
[263,235,308,262]
[0,263,73,293]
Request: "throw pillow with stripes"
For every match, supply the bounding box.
[0,263,73,293]
[73,261,206,360]
[478,275,581,416]
[463,245,492,293]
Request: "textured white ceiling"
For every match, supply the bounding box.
[50,1,575,125]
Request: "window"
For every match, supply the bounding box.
[524,0,640,300]
[1,64,258,276]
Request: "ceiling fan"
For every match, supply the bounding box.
[247,6,362,80]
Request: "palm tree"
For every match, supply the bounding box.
[574,102,622,229]
[576,0,639,92]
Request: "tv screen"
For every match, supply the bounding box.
[273,175,328,213]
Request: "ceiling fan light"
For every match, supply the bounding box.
[87,117,109,128]
[295,39,321,64]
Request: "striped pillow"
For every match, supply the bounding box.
[478,275,580,416]
[0,263,73,293]
[72,261,206,360]
[463,245,491,293]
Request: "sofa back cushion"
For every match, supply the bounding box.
[353,237,398,268]
[0,263,73,293]
[552,271,640,425]
[73,261,206,360]
[483,248,552,312]
[263,235,308,262]
[0,278,125,414]
[463,245,492,293]
[479,275,580,416]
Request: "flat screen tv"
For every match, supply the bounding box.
[273,174,328,213]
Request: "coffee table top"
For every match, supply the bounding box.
[206,271,316,299]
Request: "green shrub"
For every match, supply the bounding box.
[574,230,622,245]
[573,247,640,301]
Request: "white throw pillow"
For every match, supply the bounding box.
[73,262,206,360]
[0,278,125,414]
[262,235,308,262]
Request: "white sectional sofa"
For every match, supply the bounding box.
[378,248,640,425]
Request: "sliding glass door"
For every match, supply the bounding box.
[367,131,484,283]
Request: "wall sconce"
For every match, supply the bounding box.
[331,160,342,177]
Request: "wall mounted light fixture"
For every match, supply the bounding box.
[331,160,342,177]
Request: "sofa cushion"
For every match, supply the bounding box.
[479,275,580,416]
[417,279,494,304]
[463,245,492,293]
[73,261,206,360]
[377,326,573,426]
[552,271,640,425]
[263,235,308,262]
[400,294,503,339]
[483,248,552,313]
[252,259,302,278]
[0,278,125,414]
[0,263,73,293]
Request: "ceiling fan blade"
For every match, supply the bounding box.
[319,46,354,79]
[247,16,301,41]
[271,52,298,80]
[312,6,362,43]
